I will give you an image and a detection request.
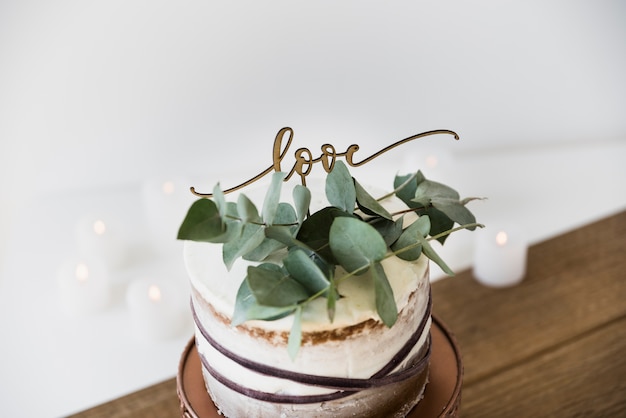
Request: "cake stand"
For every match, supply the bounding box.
[176,314,462,417]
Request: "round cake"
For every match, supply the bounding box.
[178,156,478,417]
[184,241,431,417]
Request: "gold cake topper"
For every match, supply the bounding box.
[190,127,459,197]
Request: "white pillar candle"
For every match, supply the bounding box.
[141,177,194,253]
[74,213,128,268]
[126,276,189,341]
[473,223,528,287]
[57,257,111,315]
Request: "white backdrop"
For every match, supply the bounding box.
[1,1,625,416]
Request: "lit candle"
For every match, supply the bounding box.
[141,177,194,253]
[74,214,128,268]
[126,276,189,341]
[473,224,528,287]
[57,257,111,315]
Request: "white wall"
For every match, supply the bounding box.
[1,1,625,416]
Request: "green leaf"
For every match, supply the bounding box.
[177,199,225,242]
[287,306,303,360]
[246,265,309,306]
[416,206,454,244]
[265,225,300,247]
[326,161,356,214]
[283,248,331,296]
[232,278,295,326]
[213,183,228,219]
[413,178,459,207]
[422,237,455,276]
[431,197,477,229]
[326,279,338,323]
[371,262,397,327]
[244,202,297,261]
[369,217,404,246]
[393,171,425,207]
[263,171,287,225]
[411,176,477,242]
[329,216,387,274]
[391,215,431,261]
[296,207,354,263]
[355,179,392,220]
[223,223,266,269]
[237,194,261,223]
[293,185,311,225]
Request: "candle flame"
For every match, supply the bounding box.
[148,285,162,302]
[496,231,508,246]
[75,263,89,282]
[162,181,175,195]
[93,220,107,235]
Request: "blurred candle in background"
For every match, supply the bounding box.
[141,177,194,253]
[473,223,528,287]
[74,213,129,268]
[126,275,189,341]
[57,257,111,315]
[399,146,453,184]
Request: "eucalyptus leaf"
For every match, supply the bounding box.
[431,197,477,229]
[329,216,387,274]
[177,199,225,242]
[393,171,425,207]
[355,179,392,220]
[213,183,228,219]
[263,172,287,225]
[293,184,311,225]
[369,217,404,246]
[283,248,331,296]
[223,223,266,269]
[416,177,459,197]
[297,207,353,263]
[237,194,261,223]
[246,265,309,307]
[326,161,356,214]
[287,306,303,360]
[232,278,295,326]
[244,202,297,261]
[421,236,455,276]
[371,262,397,327]
[391,215,431,261]
[265,225,300,247]
[415,206,454,244]
[326,279,338,323]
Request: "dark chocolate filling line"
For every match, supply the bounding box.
[191,290,432,404]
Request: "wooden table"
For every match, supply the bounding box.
[69,210,626,417]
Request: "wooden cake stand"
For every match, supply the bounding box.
[177,315,462,417]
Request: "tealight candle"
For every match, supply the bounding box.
[473,224,528,287]
[57,257,111,315]
[74,213,128,268]
[126,276,189,341]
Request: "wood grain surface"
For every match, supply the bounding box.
[69,210,626,418]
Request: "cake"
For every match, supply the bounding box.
[177,130,478,417]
